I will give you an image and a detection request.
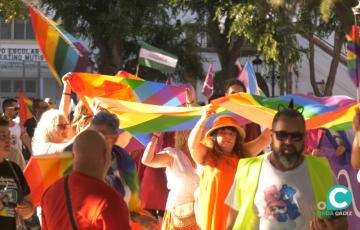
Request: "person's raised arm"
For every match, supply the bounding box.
[243,128,272,157]
[141,133,173,168]
[59,73,72,118]
[352,107,360,169]
[188,106,215,164]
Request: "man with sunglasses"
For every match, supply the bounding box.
[225,106,348,229]
[2,98,32,158]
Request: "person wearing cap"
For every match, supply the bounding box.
[225,107,347,230]
[188,105,266,230]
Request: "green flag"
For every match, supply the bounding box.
[138,42,178,73]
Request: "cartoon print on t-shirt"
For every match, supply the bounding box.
[263,184,300,222]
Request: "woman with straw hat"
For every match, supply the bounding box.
[188,106,269,230]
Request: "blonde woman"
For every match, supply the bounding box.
[32,109,75,156]
[142,130,199,230]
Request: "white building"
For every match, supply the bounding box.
[0,18,62,105]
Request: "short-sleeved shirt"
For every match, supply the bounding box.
[0,160,30,230]
[226,153,315,230]
[41,171,131,230]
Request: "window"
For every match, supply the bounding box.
[14,21,25,39]
[0,18,11,39]
[25,80,36,93]
[25,21,35,39]
[13,80,23,92]
[0,18,35,40]
[0,80,11,93]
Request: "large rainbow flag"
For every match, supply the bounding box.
[68,72,187,109]
[24,154,73,206]
[92,93,357,135]
[346,24,360,87]
[29,6,88,85]
[17,91,33,125]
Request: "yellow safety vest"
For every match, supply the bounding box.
[232,154,334,230]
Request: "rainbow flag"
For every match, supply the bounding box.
[92,93,357,135]
[17,91,33,125]
[346,25,360,87]
[29,6,88,85]
[24,154,73,206]
[69,72,187,109]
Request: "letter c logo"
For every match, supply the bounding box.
[327,185,352,210]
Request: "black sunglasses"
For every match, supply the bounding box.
[273,131,304,142]
[7,106,19,111]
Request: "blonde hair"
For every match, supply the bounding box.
[175,130,191,153]
[33,109,67,145]
[72,101,93,133]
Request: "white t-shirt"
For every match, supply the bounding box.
[226,153,316,230]
[164,147,199,210]
[9,122,22,152]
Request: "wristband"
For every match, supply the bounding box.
[63,92,71,96]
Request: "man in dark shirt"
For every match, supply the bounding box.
[0,115,34,229]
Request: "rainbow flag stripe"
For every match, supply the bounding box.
[69,72,187,108]
[346,25,360,87]
[29,6,88,85]
[93,93,357,136]
[24,154,73,206]
[17,91,33,125]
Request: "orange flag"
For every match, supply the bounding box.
[17,91,33,125]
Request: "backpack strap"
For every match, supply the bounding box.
[64,175,78,230]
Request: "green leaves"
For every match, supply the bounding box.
[0,0,28,21]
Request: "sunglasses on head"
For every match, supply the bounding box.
[57,124,70,130]
[273,131,304,142]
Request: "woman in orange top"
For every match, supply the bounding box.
[188,106,270,230]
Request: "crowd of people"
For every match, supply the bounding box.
[0,72,358,230]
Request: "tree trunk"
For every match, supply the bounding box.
[323,27,344,96]
[96,37,124,75]
[308,32,322,96]
[207,15,244,95]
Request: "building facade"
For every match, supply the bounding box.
[0,18,61,106]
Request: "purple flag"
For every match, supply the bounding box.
[317,131,360,229]
[202,64,214,98]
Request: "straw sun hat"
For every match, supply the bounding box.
[204,115,245,141]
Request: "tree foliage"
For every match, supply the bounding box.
[0,0,28,21]
[40,0,204,83]
[218,0,357,95]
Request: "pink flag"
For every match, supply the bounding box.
[235,64,243,79]
[202,64,214,98]
[237,61,261,95]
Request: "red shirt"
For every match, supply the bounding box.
[41,172,130,230]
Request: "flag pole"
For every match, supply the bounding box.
[135,64,140,77]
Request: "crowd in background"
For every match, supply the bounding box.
[0,72,359,230]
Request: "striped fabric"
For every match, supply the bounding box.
[93,93,357,136]
[346,25,360,87]
[29,6,88,85]
[17,91,33,125]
